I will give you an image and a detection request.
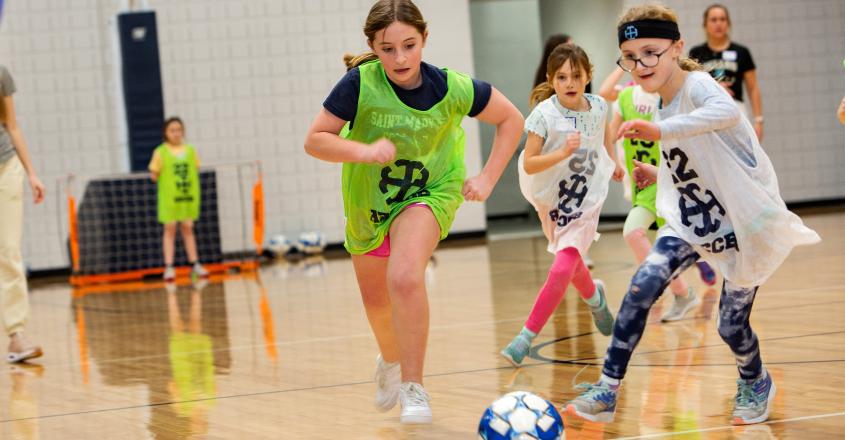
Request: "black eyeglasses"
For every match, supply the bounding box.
[616,43,675,72]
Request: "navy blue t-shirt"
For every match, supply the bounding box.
[323,62,492,128]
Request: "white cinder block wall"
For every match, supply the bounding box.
[625,0,845,201]
[0,0,125,270]
[1,0,485,270]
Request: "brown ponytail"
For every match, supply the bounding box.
[343,0,428,70]
[344,52,380,71]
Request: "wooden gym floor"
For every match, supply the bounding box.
[1,209,843,439]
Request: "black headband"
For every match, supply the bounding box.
[618,19,680,46]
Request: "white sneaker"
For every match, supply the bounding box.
[661,288,701,322]
[374,355,400,412]
[7,332,43,364]
[163,266,176,281]
[399,382,432,424]
[191,262,209,279]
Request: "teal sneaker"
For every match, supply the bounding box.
[500,333,532,366]
[564,380,618,423]
[732,371,776,425]
[589,281,614,336]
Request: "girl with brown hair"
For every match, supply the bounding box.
[501,43,623,367]
[304,0,523,424]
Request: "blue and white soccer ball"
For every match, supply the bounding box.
[296,231,326,255]
[478,391,564,440]
[267,234,292,257]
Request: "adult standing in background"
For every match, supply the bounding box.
[689,4,764,141]
[0,65,45,363]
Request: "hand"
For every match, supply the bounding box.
[612,162,625,182]
[837,96,845,125]
[617,120,661,142]
[608,84,623,102]
[753,121,764,143]
[462,173,494,202]
[362,138,396,164]
[28,174,45,204]
[562,131,581,158]
[631,159,658,189]
[719,81,735,97]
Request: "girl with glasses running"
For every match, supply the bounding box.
[564,3,819,426]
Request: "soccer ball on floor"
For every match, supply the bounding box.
[296,231,326,255]
[267,234,292,257]
[478,391,564,440]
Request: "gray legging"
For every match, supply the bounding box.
[603,235,762,381]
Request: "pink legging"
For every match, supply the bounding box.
[525,247,596,334]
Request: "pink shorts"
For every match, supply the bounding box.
[365,203,431,258]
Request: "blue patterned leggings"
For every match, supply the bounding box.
[602,235,763,381]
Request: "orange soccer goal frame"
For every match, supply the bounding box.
[64,162,265,287]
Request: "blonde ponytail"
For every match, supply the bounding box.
[678,57,703,72]
[529,82,556,108]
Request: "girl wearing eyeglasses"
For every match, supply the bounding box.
[607,76,719,322]
[564,3,819,426]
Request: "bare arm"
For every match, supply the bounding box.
[149,149,160,181]
[303,108,394,164]
[522,132,569,174]
[607,111,624,160]
[598,66,626,103]
[464,87,524,201]
[744,69,763,141]
[604,112,625,181]
[4,96,44,204]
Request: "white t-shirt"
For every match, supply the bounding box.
[655,72,819,287]
[519,94,614,255]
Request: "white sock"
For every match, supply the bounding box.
[600,373,621,389]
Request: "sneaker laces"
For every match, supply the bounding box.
[735,380,757,408]
[574,381,611,399]
[571,364,592,389]
[403,384,430,406]
[375,358,396,387]
[571,365,615,402]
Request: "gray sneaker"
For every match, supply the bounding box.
[661,288,700,322]
[732,371,776,425]
[589,281,614,336]
[564,381,618,423]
